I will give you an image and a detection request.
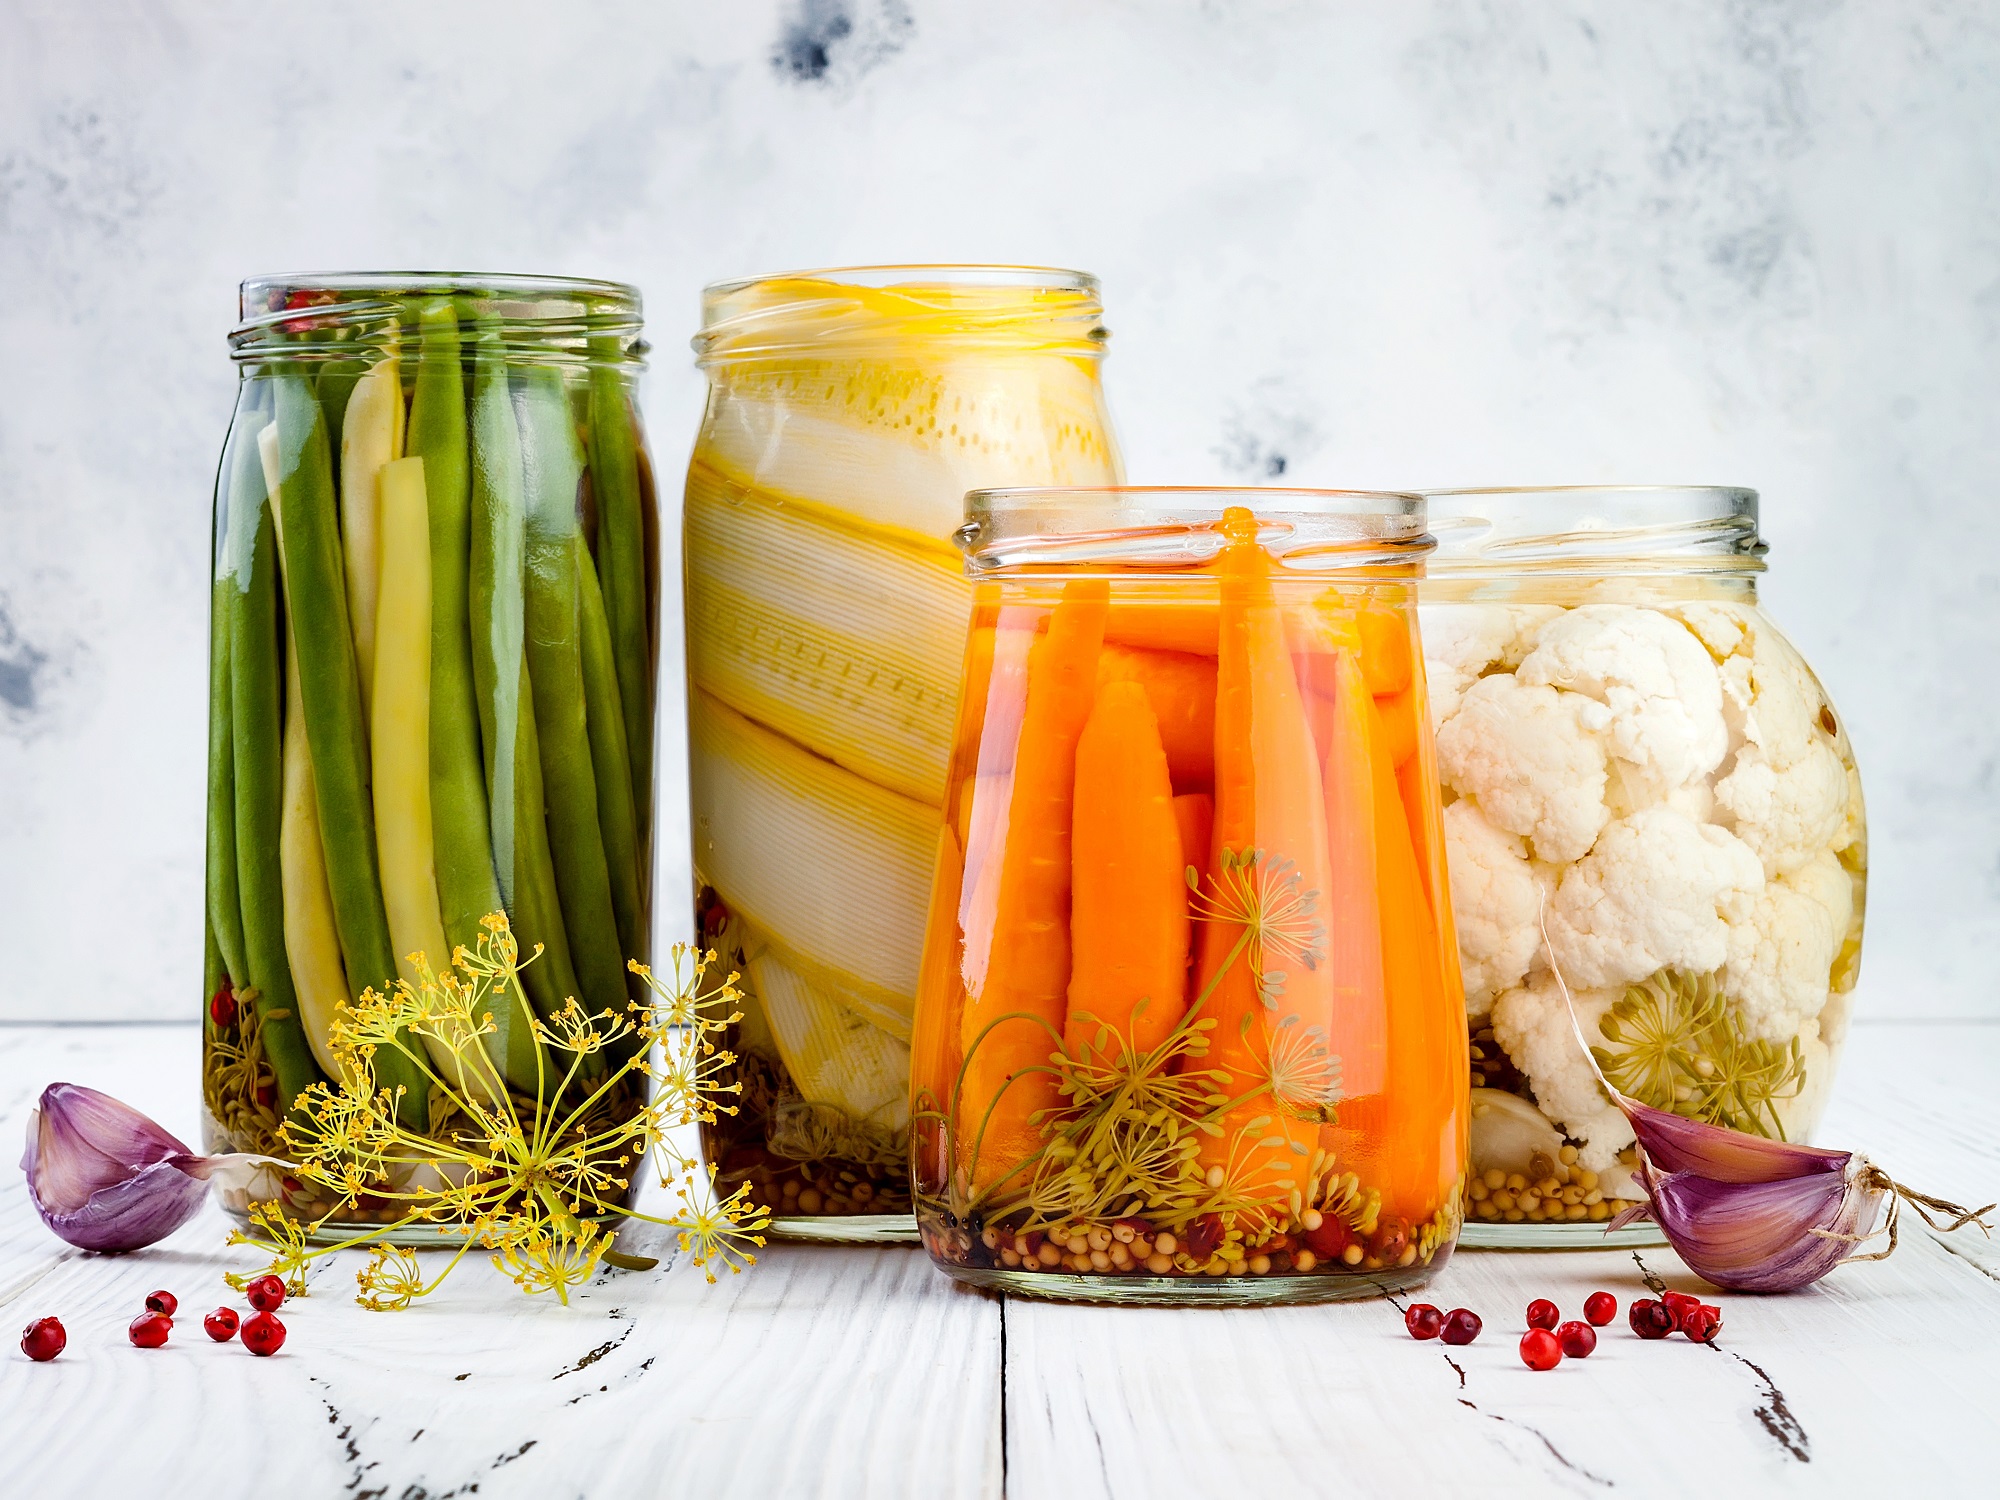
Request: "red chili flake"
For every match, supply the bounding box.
[20,1317,65,1362]
[1184,1213,1224,1261]
[1301,1215,1354,1261]
[1557,1320,1598,1358]
[1583,1290,1618,1326]
[1021,1230,1046,1257]
[255,1081,277,1110]
[1519,1328,1562,1371]
[209,985,237,1029]
[1525,1298,1560,1330]
[1371,1217,1411,1262]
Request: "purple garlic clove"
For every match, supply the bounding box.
[1639,1152,1889,1293]
[1621,1094,1850,1184]
[21,1082,275,1253]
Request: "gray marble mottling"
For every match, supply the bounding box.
[0,0,1993,1022]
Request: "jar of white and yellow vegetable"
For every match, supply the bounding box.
[683,267,1123,1241]
[1419,487,1865,1247]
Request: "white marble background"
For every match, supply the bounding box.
[0,0,1993,1023]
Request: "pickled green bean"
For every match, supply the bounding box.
[407,300,533,1091]
[515,365,627,1020]
[468,318,581,1032]
[586,339,651,833]
[227,461,322,1116]
[266,375,428,1125]
[206,575,247,991]
[575,533,642,970]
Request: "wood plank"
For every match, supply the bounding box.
[0,1026,1003,1498]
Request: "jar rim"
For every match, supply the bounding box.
[232,272,643,356]
[960,486,1432,576]
[1420,484,1766,575]
[701,263,1098,302]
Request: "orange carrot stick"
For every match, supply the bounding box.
[1397,667,1458,959]
[1104,594,1218,655]
[1065,680,1189,1061]
[910,823,967,1198]
[1094,642,1216,789]
[1192,510,1337,1234]
[1373,683,1420,769]
[1356,598,1413,696]
[1172,792,1213,884]
[956,580,1108,1197]
[1316,650,1387,1102]
[1322,689,1465,1227]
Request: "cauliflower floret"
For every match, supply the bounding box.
[1668,600,1753,662]
[1419,604,1514,733]
[1714,738,1849,878]
[1437,674,1613,864]
[1443,800,1550,1019]
[1728,622,1825,770]
[1517,606,1728,807]
[1546,806,1765,989]
[1421,603,1517,681]
[1724,848,1854,1042]
[1489,975,1636,1171]
[1495,604,1565,668]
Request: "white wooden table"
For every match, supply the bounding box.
[2,1019,1994,1498]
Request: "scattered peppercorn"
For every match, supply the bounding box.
[1557,1320,1597,1358]
[1583,1290,1618,1326]
[204,1308,240,1342]
[128,1312,172,1349]
[1519,1328,1562,1371]
[1660,1290,1701,1331]
[1525,1298,1560,1331]
[241,1311,286,1357]
[144,1290,178,1318]
[1683,1304,1723,1343]
[244,1275,287,1313]
[1628,1298,1675,1339]
[1440,1308,1483,1346]
[20,1317,65,1362]
[1405,1303,1444,1340]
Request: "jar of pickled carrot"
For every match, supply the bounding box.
[685,267,1123,1241]
[201,274,659,1229]
[1419,487,1866,1249]
[913,489,1468,1304]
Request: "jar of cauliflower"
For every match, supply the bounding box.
[1420,487,1865,1248]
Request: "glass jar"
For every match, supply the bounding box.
[1419,487,1867,1248]
[685,266,1123,1242]
[201,273,659,1231]
[913,489,1468,1305]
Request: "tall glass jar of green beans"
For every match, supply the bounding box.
[202,275,659,1232]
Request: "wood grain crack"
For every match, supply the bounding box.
[1721,1350,1810,1463]
[1457,1397,1613,1488]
